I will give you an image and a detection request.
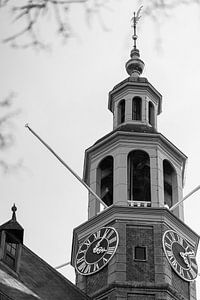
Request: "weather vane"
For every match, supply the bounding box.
[131,6,143,50]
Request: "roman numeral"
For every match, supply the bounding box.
[166,250,173,258]
[93,230,101,240]
[78,248,87,254]
[103,228,110,238]
[93,262,99,272]
[186,270,193,280]
[78,261,86,272]
[191,260,198,272]
[189,267,197,278]
[180,266,184,277]
[171,259,177,270]
[84,239,91,247]
[106,229,114,239]
[103,257,108,264]
[169,231,176,242]
[84,264,91,274]
[76,255,85,264]
[107,246,115,255]
[109,236,117,245]
[165,241,172,250]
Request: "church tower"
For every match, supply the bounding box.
[71,9,199,300]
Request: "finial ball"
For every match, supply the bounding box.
[12,203,17,212]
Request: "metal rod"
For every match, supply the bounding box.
[25,124,108,209]
[170,185,200,211]
[55,261,71,269]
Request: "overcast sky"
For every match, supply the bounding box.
[0,0,200,296]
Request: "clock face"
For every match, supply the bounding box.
[75,227,119,276]
[163,230,198,281]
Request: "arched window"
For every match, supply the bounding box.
[97,156,113,207]
[118,100,125,125]
[163,160,177,208]
[132,97,142,120]
[148,102,155,127]
[128,150,151,202]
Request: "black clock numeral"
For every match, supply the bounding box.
[78,261,87,272]
[84,239,91,246]
[166,249,173,258]
[186,270,193,280]
[169,231,177,242]
[191,260,198,272]
[109,236,117,245]
[164,241,172,250]
[107,246,115,255]
[84,264,91,274]
[180,266,185,277]
[177,235,183,246]
[103,228,111,238]
[171,259,178,270]
[106,229,114,239]
[78,248,87,254]
[103,257,108,264]
[93,230,101,240]
[93,262,100,272]
[76,255,85,264]
[190,266,197,278]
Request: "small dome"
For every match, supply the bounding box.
[126,48,144,77]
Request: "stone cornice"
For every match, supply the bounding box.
[71,206,199,266]
[90,281,188,300]
[108,76,162,114]
[83,130,187,184]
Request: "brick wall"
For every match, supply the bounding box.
[171,269,189,299]
[126,225,154,282]
[86,264,108,295]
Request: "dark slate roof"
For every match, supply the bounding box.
[0,219,23,232]
[0,245,90,300]
[112,76,149,90]
[94,123,157,145]
[0,219,24,244]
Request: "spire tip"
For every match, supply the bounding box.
[11,203,17,221]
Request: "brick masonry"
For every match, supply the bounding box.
[86,265,108,295]
[126,225,154,282]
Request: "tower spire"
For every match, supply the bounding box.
[11,203,17,222]
[125,6,145,77]
[132,6,142,50]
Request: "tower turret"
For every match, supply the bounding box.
[71,8,199,300]
[82,8,186,221]
[0,204,24,273]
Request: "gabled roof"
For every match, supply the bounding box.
[0,244,91,300]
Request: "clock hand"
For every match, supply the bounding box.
[93,230,109,254]
[183,250,195,257]
[180,250,195,267]
[180,252,190,267]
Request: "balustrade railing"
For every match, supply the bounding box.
[127,200,151,208]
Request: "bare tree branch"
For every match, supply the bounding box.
[1,0,111,48]
[0,159,24,174]
[1,0,200,48]
[0,92,21,172]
